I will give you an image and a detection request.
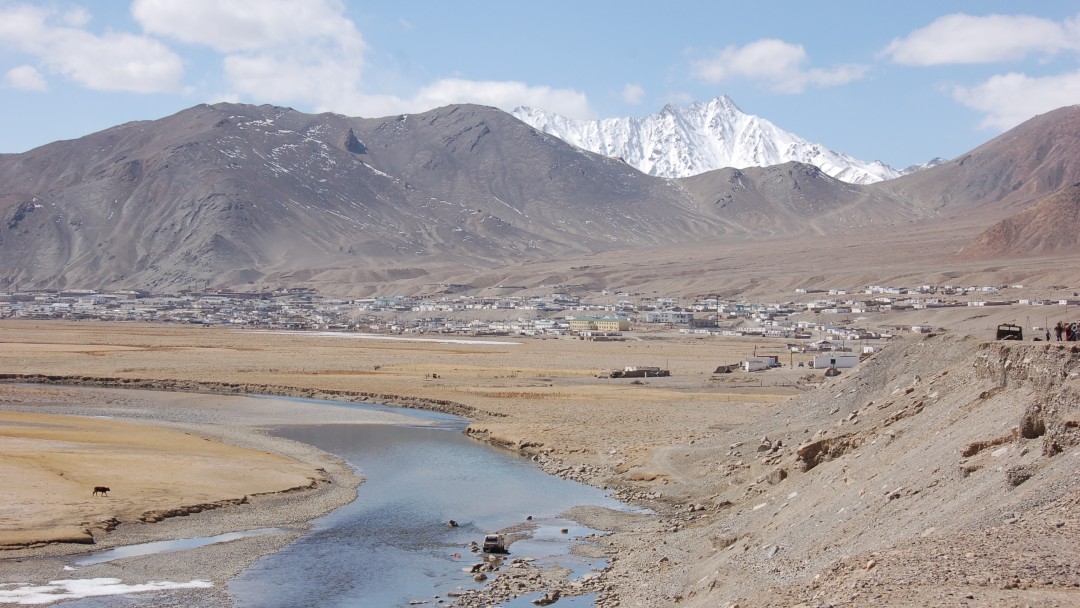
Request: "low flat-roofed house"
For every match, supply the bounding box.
[811,354,860,369]
[645,310,694,324]
[595,316,630,332]
[743,359,769,372]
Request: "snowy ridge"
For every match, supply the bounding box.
[512,96,902,185]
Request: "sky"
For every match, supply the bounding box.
[1,1,1079,169]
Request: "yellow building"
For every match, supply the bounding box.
[569,316,630,333]
[568,318,596,332]
[595,316,630,332]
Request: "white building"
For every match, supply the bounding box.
[811,354,860,369]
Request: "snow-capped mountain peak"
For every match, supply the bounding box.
[512,97,902,185]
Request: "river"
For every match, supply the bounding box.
[53,396,628,606]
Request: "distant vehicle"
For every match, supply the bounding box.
[996,324,1023,340]
[482,533,508,554]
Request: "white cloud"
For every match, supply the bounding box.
[132,0,363,54]
[0,4,182,93]
[323,92,416,119]
[58,5,90,28]
[621,83,645,104]
[692,39,867,94]
[217,76,593,121]
[953,70,1080,130]
[223,52,363,110]
[0,0,579,123]
[883,13,1080,65]
[207,92,241,104]
[5,65,47,91]
[135,0,370,112]
[668,92,696,106]
[410,78,593,118]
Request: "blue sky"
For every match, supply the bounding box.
[1,1,1079,168]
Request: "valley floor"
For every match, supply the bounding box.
[0,320,1077,607]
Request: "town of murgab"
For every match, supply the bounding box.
[2,98,1080,606]
[1,282,1079,606]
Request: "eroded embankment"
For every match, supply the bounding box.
[0,373,502,420]
[580,335,1080,608]
[972,341,1080,458]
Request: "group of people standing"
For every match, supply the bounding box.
[1054,321,1079,341]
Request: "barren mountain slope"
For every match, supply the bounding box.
[601,335,1080,607]
[876,105,1080,216]
[677,162,919,237]
[2,102,1080,294]
[0,103,725,291]
[957,182,1080,259]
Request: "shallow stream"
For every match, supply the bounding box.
[226,407,625,606]
[32,396,627,606]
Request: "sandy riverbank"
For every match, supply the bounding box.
[0,382,451,606]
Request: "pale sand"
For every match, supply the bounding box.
[0,378,451,606]
[0,386,426,552]
[0,409,314,548]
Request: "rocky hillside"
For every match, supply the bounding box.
[602,335,1080,606]
[0,102,926,293]
[677,162,917,236]
[877,105,1080,216]
[957,182,1080,259]
[0,103,704,291]
[2,102,1080,293]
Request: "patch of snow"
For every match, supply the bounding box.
[492,195,523,215]
[0,578,213,605]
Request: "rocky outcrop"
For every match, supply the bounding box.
[342,128,367,154]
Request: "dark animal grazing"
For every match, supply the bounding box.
[92,486,110,496]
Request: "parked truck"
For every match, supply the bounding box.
[995,324,1023,340]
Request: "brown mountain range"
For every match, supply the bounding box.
[1,103,1079,294]
[878,104,1080,216]
[957,182,1080,259]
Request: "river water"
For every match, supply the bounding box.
[20,396,627,606]
[221,402,627,606]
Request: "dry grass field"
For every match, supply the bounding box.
[0,408,315,548]
[0,319,800,550]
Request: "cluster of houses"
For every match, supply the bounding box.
[0,289,345,328]
[1,282,1071,344]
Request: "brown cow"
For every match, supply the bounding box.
[92,486,110,496]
